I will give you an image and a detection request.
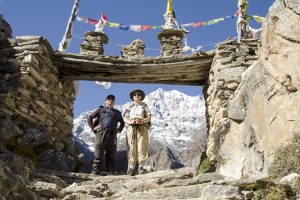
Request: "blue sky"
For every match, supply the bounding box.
[1,0,274,116]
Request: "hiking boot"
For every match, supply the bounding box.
[138,166,148,174]
[91,171,99,175]
[107,171,117,176]
[128,168,135,176]
[99,171,108,176]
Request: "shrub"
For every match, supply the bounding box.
[253,186,288,200]
[269,135,300,178]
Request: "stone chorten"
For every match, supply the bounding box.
[80,31,108,56]
[121,39,145,60]
[157,29,185,57]
[157,0,185,57]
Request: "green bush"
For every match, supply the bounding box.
[199,157,211,173]
[269,135,300,178]
[253,186,288,200]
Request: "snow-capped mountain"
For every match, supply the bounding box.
[73,88,207,171]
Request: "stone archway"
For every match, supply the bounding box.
[0,15,262,176]
[0,19,215,172]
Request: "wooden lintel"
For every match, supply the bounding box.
[53,52,214,85]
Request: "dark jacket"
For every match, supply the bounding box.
[87,106,125,133]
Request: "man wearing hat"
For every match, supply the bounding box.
[87,94,125,175]
[123,89,151,176]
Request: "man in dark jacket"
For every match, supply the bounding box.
[87,95,125,175]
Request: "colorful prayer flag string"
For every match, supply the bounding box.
[76,14,264,32]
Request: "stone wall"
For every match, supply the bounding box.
[203,39,260,178]
[204,0,300,179]
[0,16,78,172]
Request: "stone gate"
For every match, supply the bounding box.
[0,15,260,174]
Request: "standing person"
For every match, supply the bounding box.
[87,95,125,175]
[123,89,151,176]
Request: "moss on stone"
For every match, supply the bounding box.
[269,135,300,178]
[6,133,55,167]
[199,157,211,173]
[253,186,288,200]
[6,138,39,166]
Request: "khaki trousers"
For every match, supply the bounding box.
[126,125,149,166]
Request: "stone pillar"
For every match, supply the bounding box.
[80,31,108,56]
[157,29,185,57]
[0,16,78,172]
[202,39,260,177]
[121,39,145,60]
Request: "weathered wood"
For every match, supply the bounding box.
[53,52,214,85]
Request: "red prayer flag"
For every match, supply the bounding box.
[193,22,204,27]
[87,18,99,25]
[141,25,152,31]
[101,13,108,25]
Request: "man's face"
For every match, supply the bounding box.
[105,98,115,106]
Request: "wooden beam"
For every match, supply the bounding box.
[52,52,214,85]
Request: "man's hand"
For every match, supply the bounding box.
[92,128,97,134]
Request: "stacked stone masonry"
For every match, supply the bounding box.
[157,29,185,57]
[0,25,78,171]
[203,38,260,172]
[80,31,108,56]
[121,39,145,60]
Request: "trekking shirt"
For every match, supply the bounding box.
[123,102,151,127]
[87,106,125,133]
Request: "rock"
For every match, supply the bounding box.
[279,173,300,186]
[204,0,300,180]
[0,117,23,140]
[63,193,101,200]
[34,171,68,188]
[227,82,239,90]
[39,150,76,172]
[200,185,243,200]
[123,178,161,192]
[61,137,78,157]
[0,151,35,178]
[228,92,246,122]
[30,181,62,198]
[195,172,224,184]
[61,182,109,198]
[0,160,37,200]
[218,66,247,82]
[147,146,183,170]
[19,126,49,147]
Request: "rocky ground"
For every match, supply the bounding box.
[23,167,299,200]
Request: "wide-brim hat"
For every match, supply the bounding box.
[130,89,145,101]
